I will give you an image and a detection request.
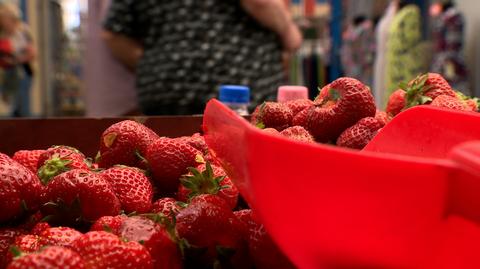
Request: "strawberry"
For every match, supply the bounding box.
[375,110,391,126]
[4,235,43,266]
[176,194,242,266]
[42,169,121,223]
[71,231,153,269]
[100,166,153,214]
[262,128,280,135]
[30,222,50,236]
[251,102,293,131]
[307,78,376,142]
[337,117,385,150]
[178,162,239,209]
[145,138,200,195]
[97,120,159,169]
[456,91,479,112]
[39,227,82,248]
[7,246,86,269]
[291,107,310,127]
[465,99,479,112]
[12,150,45,173]
[90,215,128,234]
[280,126,315,143]
[431,94,467,111]
[36,146,90,184]
[0,182,21,224]
[118,216,182,269]
[175,133,209,155]
[0,153,42,222]
[0,228,26,268]
[152,198,182,219]
[234,209,295,269]
[386,89,406,116]
[404,73,455,107]
[285,99,314,115]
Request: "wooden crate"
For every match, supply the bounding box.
[0,116,203,157]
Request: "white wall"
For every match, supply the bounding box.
[456,0,480,96]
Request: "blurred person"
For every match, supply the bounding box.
[385,0,425,102]
[85,0,138,117]
[0,2,35,117]
[341,15,375,87]
[430,0,467,92]
[103,0,302,115]
[373,0,398,109]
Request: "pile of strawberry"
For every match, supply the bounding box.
[252,73,479,150]
[0,121,294,269]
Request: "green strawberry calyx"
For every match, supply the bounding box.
[402,74,434,108]
[180,162,227,200]
[37,155,72,185]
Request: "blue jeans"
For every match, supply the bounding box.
[11,74,32,117]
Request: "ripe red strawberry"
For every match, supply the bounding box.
[175,133,209,155]
[404,73,455,107]
[262,128,280,135]
[39,227,82,248]
[0,182,21,223]
[97,120,159,169]
[285,99,314,115]
[465,99,479,112]
[12,150,46,173]
[176,194,242,265]
[178,162,239,209]
[0,228,26,268]
[31,222,50,236]
[90,215,128,234]
[71,231,153,269]
[337,117,385,150]
[145,138,200,195]
[251,102,293,131]
[7,246,86,269]
[431,95,467,111]
[0,154,42,222]
[386,89,406,116]
[42,169,121,222]
[280,126,315,143]
[118,216,182,269]
[307,78,376,142]
[100,166,153,214]
[4,234,43,266]
[234,209,295,269]
[152,198,182,219]
[375,110,391,126]
[36,146,90,184]
[291,106,310,128]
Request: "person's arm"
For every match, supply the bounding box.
[240,0,302,52]
[101,30,143,72]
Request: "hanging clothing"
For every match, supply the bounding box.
[431,6,467,92]
[85,0,138,117]
[341,20,375,87]
[373,1,397,109]
[385,4,424,103]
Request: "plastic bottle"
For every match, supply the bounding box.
[218,85,250,116]
[277,86,309,103]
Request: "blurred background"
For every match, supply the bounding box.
[0,0,478,117]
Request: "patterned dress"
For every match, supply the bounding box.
[385,5,425,101]
[104,0,285,115]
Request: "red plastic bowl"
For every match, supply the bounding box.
[203,99,480,269]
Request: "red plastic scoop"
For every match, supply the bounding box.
[203,99,480,268]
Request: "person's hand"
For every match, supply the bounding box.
[282,23,303,53]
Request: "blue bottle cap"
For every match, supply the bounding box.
[219,85,250,104]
